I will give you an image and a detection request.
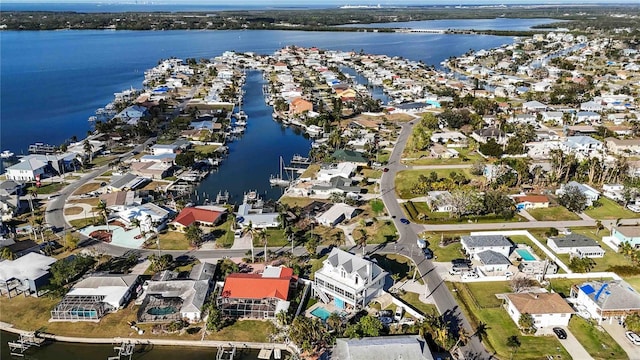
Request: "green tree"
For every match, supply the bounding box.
[358,315,383,337]
[518,313,536,334]
[148,254,173,272]
[479,138,503,157]
[624,313,640,333]
[558,185,588,212]
[357,228,368,256]
[175,152,196,168]
[64,232,80,250]
[506,335,521,360]
[206,304,224,332]
[259,228,269,262]
[0,247,16,260]
[50,255,94,287]
[185,224,204,247]
[370,199,385,217]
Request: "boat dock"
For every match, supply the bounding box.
[7,332,45,357]
[283,154,311,174]
[217,344,237,360]
[107,341,135,360]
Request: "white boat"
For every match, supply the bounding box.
[235,119,247,126]
[269,156,291,187]
[1,150,15,159]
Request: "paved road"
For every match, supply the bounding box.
[380,118,492,360]
[416,219,596,232]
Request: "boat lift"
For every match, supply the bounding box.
[107,341,135,360]
[216,344,237,360]
[7,332,44,357]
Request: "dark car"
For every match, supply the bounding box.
[553,327,567,339]
[423,248,433,259]
[383,168,389,172]
[400,218,410,224]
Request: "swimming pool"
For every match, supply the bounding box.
[310,307,332,321]
[516,248,536,261]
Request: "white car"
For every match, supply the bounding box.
[626,331,640,346]
[628,205,640,213]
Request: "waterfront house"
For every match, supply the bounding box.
[217,266,296,319]
[460,235,512,259]
[114,105,148,125]
[289,97,313,115]
[547,234,605,258]
[316,162,358,183]
[313,248,387,310]
[316,203,359,227]
[131,160,174,179]
[426,191,454,212]
[504,292,574,329]
[137,263,215,323]
[150,144,180,156]
[0,252,56,298]
[311,176,362,198]
[171,206,226,231]
[571,280,640,323]
[555,181,600,207]
[331,149,368,166]
[512,194,549,210]
[235,193,280,229]
[50,274,140,322]
[333,335,434,360]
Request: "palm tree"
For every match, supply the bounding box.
[243,221,258,263]
[131,218,142,238]
[185,224,204,248]
[284,225,295,254]
[449,325,470,354]
[391,273,400,287]
[96,200,110,231]
[357,228,368,256]
[0,247,16,260]
[474,322,489,342]
[259,228,269,262]
[506,335,521,360]
[83,139,94,163]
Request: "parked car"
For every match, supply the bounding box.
[553,327,567,339]
[378,309,393,318]
[626,331,640,345]
[383,167,389,172]
[400,218,410,224]
[461,270,478,279]
[423,248,433,259]
[394,306,405,322]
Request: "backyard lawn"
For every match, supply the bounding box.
[402,148,481,166]
[370,254,419,283]
[527,206,581,221]
[206,320,275,343]
[407,201,526,224]
[399,292,438,316]
[625,276,640,292]
[568,317,626,360]
[353,219,398,244]
[585,197,640,220]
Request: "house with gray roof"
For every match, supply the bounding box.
[461,235,513,259]
[547,234,605,258]
[50,274,140,322]
[560,136,603,158]
[311,176,362,197]
[571,280,640,324]
[476,250,511,274]
[0,252,56,298]
[332,335,434,360]
[313,248,387,310]
[107,173,150,192]
[4,156,47,181]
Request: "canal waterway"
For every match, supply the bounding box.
[0,331,278,360]
[195,70,312,203]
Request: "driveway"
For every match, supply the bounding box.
[602,322,640,360]
[538,326,593,360]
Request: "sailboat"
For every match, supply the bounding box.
[269,156,291,187]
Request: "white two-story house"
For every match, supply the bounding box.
[460,235,513,259]
[313,248,387,310]
[504,292,574,329]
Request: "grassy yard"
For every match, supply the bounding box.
[360,168,382,179]
[212,220,235,249]
[193,144,220,156]
[527,206,581,221]
[625,276,640,292]
[403,148,482,166]
[311,225,345,247]
[448,281,571,360]
[409,202,525,225]
[568,317,626,360]
[278,196,318,209]
[73,182,102,195]
[252,228,289,247]
[69,217,101,229]
[142,180,170,191]
[370,254,419,283]
[585,197,640,220]
[68,198,101,207]
[299,164,320,179]
[464,282,512,308]
[63,206,84,216]
[158,231,190,250]
[0,296,272,342]
[353,219,398,244]
[32,182,68,195]
[395,169,476,200]
[399,292,438,316]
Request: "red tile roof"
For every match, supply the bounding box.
[220,270,293,301]
[173,207,224,227]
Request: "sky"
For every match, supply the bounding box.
[5,0,640,4]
